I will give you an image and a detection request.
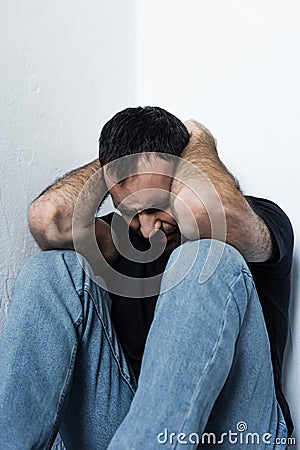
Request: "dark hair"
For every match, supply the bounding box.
[98,106,190,179]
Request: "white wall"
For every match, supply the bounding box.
[0,0,135,328]
[1,0,299,446]
[0,3,134,447]
[136,0,300,445]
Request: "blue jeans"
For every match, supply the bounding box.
[0,240,288,449]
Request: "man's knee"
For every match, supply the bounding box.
[12,250,87,300]
[7,250,88,327]
[162,239,250,292]
[17,250,77,280]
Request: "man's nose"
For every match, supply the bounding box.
[139,213,161,239]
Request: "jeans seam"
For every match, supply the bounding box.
[227,267,255,327]
[173,296,237,449]
[82,285,136,395]
[173,269,249,449]
[45,340,78,450]
[73,295,84,328]
[61,252,134,390]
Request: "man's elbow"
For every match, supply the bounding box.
[28,199,62,250]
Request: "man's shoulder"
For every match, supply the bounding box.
[246,195,294,273]
[245,195,293,239]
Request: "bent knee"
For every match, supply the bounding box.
[25,249,77,269]
[15,250,82,285]
[164,239,250,288]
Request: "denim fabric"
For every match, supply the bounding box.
[0,240,288,449]
[0,250,136,449]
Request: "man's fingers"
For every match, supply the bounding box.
[184,119,207,134]
[184,119,218,147]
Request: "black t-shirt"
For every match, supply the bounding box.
[100,196,294,436]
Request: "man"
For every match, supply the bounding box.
[0,106,293,449]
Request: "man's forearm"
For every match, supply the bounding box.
[172,121,273,263]
[28,159,106,250]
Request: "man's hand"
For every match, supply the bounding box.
[171,120,274,262]
[183,119,218,150]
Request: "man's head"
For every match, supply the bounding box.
[99,106,190,252]
[99,106,190,174]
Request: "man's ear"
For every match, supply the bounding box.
[103,165,122,190]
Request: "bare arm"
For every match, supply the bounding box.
[28,159,118,264]
[171,120,273,262]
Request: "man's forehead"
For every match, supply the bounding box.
[135,154,175,174]
[110,173,172,209]
[105,154,174,183]
[118,189,171,213]
[105,154,175,211]
[110,172,172,204]
[108,160,174,193]
[121,172,172,191]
